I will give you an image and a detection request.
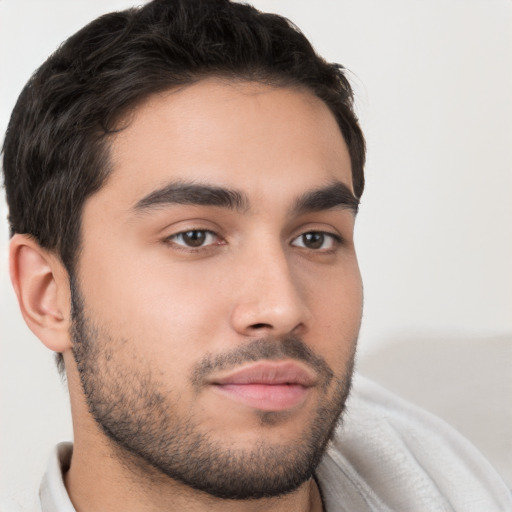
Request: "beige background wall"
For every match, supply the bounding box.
[1,0,511,495]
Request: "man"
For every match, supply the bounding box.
[1,0,511,510]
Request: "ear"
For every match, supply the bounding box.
[9,234,72,353]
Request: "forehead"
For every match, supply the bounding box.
[98,79,353,210]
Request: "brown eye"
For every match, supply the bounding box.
[182,230,207,247]
[291,231,340,250]
[302,232,324,249]
[169,230,218,248]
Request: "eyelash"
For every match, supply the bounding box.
[165,229,342,253]
[165,229,224,252]
[291,231,342,252]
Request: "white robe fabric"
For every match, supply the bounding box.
[317,375,512,511]
[2,375,511,511]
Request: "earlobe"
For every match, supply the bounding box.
[9,234,72,353]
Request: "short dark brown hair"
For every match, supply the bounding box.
[3,0,365,271]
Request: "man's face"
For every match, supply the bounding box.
[71,79,363,498]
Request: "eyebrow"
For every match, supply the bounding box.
[292,181,359,215]
[133,181,249,213]
[132,179,359,216]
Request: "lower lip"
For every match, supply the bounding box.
[212,383,309,411]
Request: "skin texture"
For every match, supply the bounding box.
[11,79,363,512]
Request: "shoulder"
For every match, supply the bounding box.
[317,375,512,512]
[0,492,41,512]
[0,442,73,512]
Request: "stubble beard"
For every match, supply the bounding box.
[70,280,357,500]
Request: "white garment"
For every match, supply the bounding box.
[317,375,512,511]
[2,375,511,511]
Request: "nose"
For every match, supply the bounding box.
[229,241,311,338]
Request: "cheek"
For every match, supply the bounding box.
[76,244,229,368]
[302,259,362,360]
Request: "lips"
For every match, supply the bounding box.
[210,361,317,411]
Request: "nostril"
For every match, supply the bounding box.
[250,323,272,330]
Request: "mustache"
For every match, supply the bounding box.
[191,336,334,390]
